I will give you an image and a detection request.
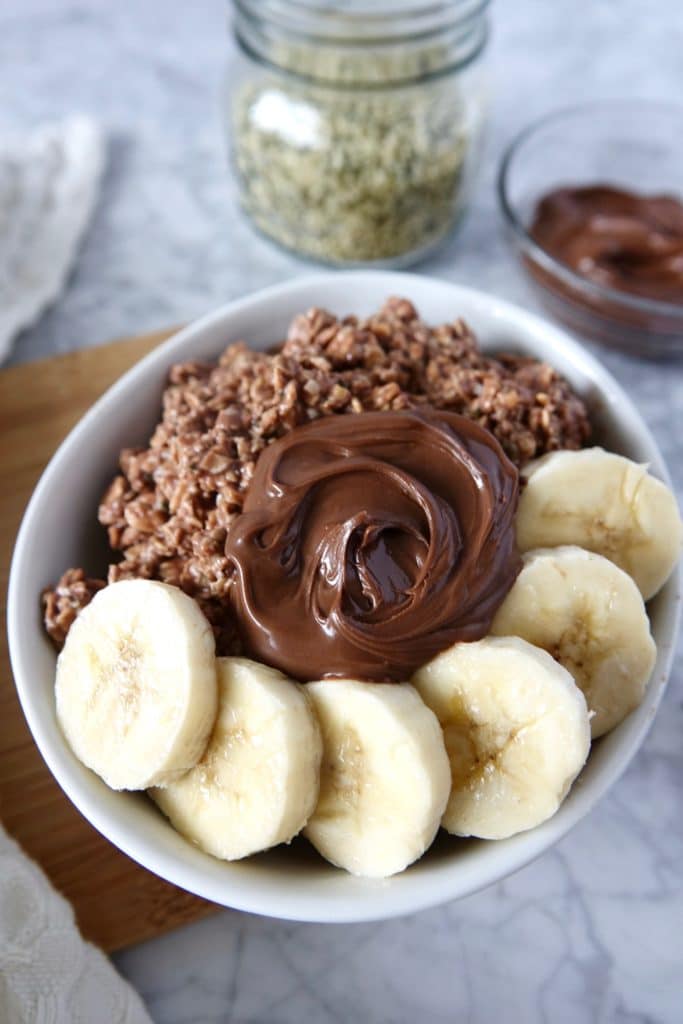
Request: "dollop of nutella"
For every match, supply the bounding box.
[530,185,683,304]
[225,408,520,682]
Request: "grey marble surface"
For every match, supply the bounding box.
[2,1,682,1021]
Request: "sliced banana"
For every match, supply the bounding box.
[516,447,682,600]
[303,680,450,878]
[491,546,656,738]
[56,579,217,790]
[151,657,322,861]
[413,636,590,840]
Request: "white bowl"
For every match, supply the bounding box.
[8,271,681,922]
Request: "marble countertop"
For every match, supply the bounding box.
[2,1,682,1021]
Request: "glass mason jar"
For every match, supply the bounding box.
[225,0,491,267]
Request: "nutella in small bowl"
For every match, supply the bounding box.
[529,185,683,306]
[498,101,683,356]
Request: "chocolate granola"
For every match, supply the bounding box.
[43,298,590,650]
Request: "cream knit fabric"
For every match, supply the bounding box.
[0,824,152,1024]
[0,115,103,362]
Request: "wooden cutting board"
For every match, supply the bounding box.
[0,329,219,953]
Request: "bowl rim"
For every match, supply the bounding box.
[7,270,681,922]
[497,98,683,321]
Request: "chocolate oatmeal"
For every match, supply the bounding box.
[43,298,590,651]
[42,569,106,649]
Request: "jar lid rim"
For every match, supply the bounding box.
[234,0,490,46]
[234,24,488,90]
[233,0,489,86]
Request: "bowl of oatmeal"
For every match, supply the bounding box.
[7,271,681,921]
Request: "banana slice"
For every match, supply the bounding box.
[151,657,322,860]
[412,636,590,840]
[491,546,656,738]
[56,579,217,790]
[303,680,450,878]
[516,447,682,600]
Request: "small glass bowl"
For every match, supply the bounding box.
[498,100,683,358]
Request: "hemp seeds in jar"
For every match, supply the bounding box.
[225,1,490,266]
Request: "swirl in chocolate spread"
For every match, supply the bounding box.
[530,186,683,305]
[225,408,520,682]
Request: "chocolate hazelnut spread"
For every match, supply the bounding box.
[225,408,520,682]
[530,185,683,304]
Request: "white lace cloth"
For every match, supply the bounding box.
[0,115,104,362]
[0,823,153,1024]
